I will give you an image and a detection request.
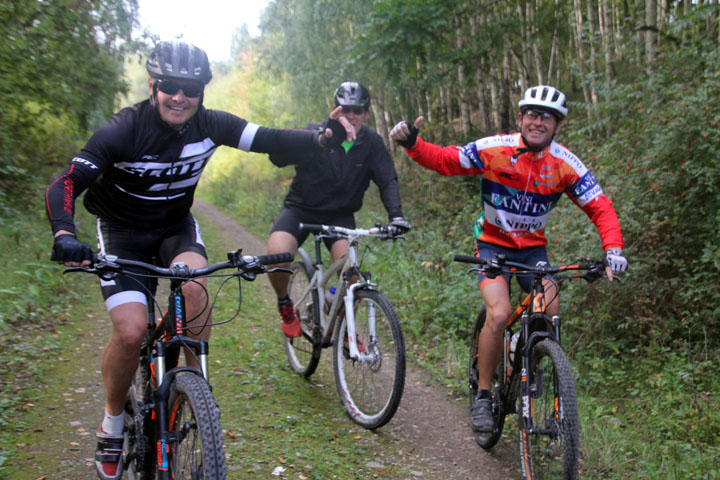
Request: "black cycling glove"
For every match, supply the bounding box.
[394,121,419,149]
[51,234,93,263]
[318,117,347,150]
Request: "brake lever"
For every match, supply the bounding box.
[266,267,292,274]
[62,266,93,275]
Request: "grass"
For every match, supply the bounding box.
[0,196,433,479]
[197,161,720,479]
[197,211,428,479]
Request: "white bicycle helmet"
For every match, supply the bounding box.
[518,85,568,119]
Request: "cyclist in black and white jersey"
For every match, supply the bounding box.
[44,40,354,480]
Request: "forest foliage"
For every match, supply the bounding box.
[1,0,719,477]
[248,0,720,350]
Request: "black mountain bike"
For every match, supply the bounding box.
[66,249,292,480]
[454,253,611,480]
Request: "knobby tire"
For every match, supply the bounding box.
[518,339,579,480]
[167,373,226,479]
[284,260,322,377]
[332,289,405,429]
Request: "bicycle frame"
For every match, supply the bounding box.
[66,250,293,479]
[505,279,561,437]
[144,277,212,478]
[299,228,378,359]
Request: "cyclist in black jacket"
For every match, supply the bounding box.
[266,82,410,338]
[44,40,353,480]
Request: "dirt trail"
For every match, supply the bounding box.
[192,201,519,480]
[6,200,518,479]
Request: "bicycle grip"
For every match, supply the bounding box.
[257,252,294,265]
[298,223,325,234]
[453,254,484,264]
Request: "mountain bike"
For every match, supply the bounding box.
[66,249,293,480]
[454,253,611,480]
[284,223,406,429]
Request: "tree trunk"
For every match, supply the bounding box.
[528,0,545,84]
[645,0,658,75]
[371,87,391,153]
[601,0,616,82]
[456,29,472,135]
[469,12,490,133]
[573,0,593,122]
[586,0,600,108]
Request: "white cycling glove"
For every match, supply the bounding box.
[605,248,628,273]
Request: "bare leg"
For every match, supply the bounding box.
[103,302,147,416]
[266,231,298,299]
[476,279,513,390]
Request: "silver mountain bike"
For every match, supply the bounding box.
[284,223,406,429]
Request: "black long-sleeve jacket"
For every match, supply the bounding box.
[46,99,321,234]
[269,122,404,219]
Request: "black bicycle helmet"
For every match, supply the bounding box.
[146,40,212,85]
[334,82,371,109]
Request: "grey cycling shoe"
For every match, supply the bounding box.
[470,396,495,433]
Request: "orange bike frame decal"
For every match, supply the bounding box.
[508,294,531,328]
[533,292,546,313]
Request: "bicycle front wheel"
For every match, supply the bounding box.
[518,339,579,480]
[167,373,226,479]
[333,289,405,429]
[284,260,322,377]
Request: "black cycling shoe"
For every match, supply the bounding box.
[470,396,495,433]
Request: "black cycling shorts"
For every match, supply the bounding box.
[474,241,549,293]
[271,207,355,251]
[96,213,207,311]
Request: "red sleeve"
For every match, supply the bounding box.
[579,194,624,250]
[45,158,102,235]
[406,137,484,176]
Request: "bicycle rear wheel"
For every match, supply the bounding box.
[333,289,405,429]
[167,373,226,479]
[284,261,322,377]
[469,307,507,450]
[518,339,579,480]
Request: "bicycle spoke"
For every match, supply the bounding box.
[333,290,405,429]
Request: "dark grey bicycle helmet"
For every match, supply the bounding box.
[146,40,212,85]
[334,82,371,109]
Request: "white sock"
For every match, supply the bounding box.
[101,410,124,437]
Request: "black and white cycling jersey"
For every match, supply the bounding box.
[46,99,319,234]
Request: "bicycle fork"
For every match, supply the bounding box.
[518,310,564,438]
[344,282,377,360]
[150,291,211,479]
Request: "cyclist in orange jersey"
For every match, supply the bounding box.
[390,85,628,434]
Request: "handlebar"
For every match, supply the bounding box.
[299,223,400,240]
[453,253,608,282]
[64,249,294,281]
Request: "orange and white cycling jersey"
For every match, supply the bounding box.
[406,132,624,250]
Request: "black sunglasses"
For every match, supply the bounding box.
[341,106,366,115]
[523,109,557,123]
[156,79,204,98]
